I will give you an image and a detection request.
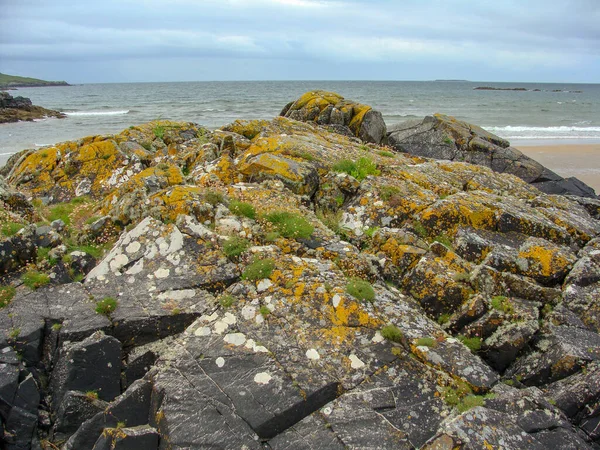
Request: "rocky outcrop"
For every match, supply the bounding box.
[280,90,387,144]
[1,93,600,449]
[387,113,597,198]
[0,91,65,124]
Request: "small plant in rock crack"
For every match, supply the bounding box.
[223,236,250,258]
[95,297,118,316]
[346,278,375,303]
[381,325,403,343]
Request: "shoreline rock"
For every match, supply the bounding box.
[0,91,65,124]
[0,92,599,449]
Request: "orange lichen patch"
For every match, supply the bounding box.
[517,243,574,279]
[9,146,59,188]
[380,239,425,269]
[348,104,372,136]
[221,119,270,140]
[211,155,237,185]
[149,185,204,222]
[418,196,498,236]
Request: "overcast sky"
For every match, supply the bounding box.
[1,0,598,83]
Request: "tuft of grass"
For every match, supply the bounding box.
[264,211,314,239]
[259,305,271,317]
[68,244,104,259]
[412,220,428,238]
[491,295,514,315]
[433,234,453,249]
[8,327,20,339]
[316,209,348,240]
[1,222,25,237]
[458,335,482,352]
[242,258,275,281]
[85,390,99,401]
[378,150,395,158]
[0,286,16,309]
[219,294,236,308]
[332,157,380,181]
[437,313,451,325]
[37,247,58,266]
[379,185,401,201]
[443,135,454,146]
[223,236,250,258]
[364,226,379,238]
[95,297,118,316]
[264,231,280,243]
[153,124,165,139]
[381,325,403,343]
[22,271,50,290]
[415,337,437,348]
[229,200,256,219]
[346,278,375,303]
[204,190,224,206]
[51,323,62,331]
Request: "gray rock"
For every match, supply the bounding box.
[52,390,108,443]
[92,425,159,450]
[50,331,122,405]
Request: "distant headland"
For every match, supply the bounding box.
[0,72,70,89]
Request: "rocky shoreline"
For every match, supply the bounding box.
[1,91,600,449]
[0,91,65,124]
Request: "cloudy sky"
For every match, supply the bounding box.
[1,0,598,83]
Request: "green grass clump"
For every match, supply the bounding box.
[22,271,50,290]
[204,190,224,206]
[0,286,16,309]
[458,335,482,352]
[153,124,165,139]
[332,157,380,181]
[437,313,451,325]
[85,390,99,401]
[223,236,250,258]
[1,222,25,237]
[36,247,58,266]
[242,258,275,281]
[95,297,118,315]
[68,244,104,259]
[264,231,280,243]
[491,295,514,314]
[378,185,401,201]
[346,278,375,303]
[378,150,395,158]
[433,234,453,249]
[412,220,428,238]
[381,325,403,343]
[265,211,314,239]
[8,328,20,339]
[219,294,236,308]
[415,337,437,348]
[259,305,271,317]
[229,200,256,219]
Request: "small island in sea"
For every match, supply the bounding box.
[1,90,599,449]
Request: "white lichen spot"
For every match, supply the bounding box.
[200,312,220,323]
[254,372,272,385]
[215,357,225,368]
[109,253,129,272]
[242,305,257,320]
[154,268,170,279]
[322,406,332,416]
[125,241,141,254]
[306,349,320,360]
[194,326,211,337]
[126,260,144,275]
[224,333,246,346]
[257,279,273,293]
[332,294,341,308]
[213,321,230,335]
[371,331,384,344]
[349,354,365,369]
[222,312,237,325]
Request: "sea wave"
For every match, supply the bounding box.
[483,125,600,139]
[64,110,130,116]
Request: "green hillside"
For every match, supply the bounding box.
[0,72,69,88]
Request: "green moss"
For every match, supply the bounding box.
[22,271,50,290]
[242,258,275,281]
[264,231,280,243]
[95,297,118,315]
[379,185,401,201]
[415,337,436,347]
[265,211,314,239]
[437,313,451,325]
[67,244,104,259]
[219,294,236,308]
[412,220,428,238]
[491,295,514,314]
[229,200,256,219]
[433,234,453,249]
[259,305,271,317]
[381,325,403,343]
[332,157,380,181]
[204,190,224,206]
[0,286,16,309]
[364,226,379,238]
[346,278,375,303]
[153,124,166,139]
[1,222,25,237]
[223,236,250,258]
[36,247,58,266]
[456,395,484,413]
[458,335,482,352]
[377,150,395,158]
[51,323,62,331]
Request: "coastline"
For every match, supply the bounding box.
[514,143,600,194]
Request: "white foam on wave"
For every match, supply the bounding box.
[483,125,600,140]
[65,110,130,116]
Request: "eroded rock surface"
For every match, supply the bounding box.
[1,92,599,449]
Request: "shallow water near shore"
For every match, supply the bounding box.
[1,80,600,165]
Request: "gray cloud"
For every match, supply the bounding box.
[0,0,598,82]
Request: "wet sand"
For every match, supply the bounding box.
[515,143,600,194]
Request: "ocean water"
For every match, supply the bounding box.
[1,80,599,160]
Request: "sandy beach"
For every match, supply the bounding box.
[515,143,600,194]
